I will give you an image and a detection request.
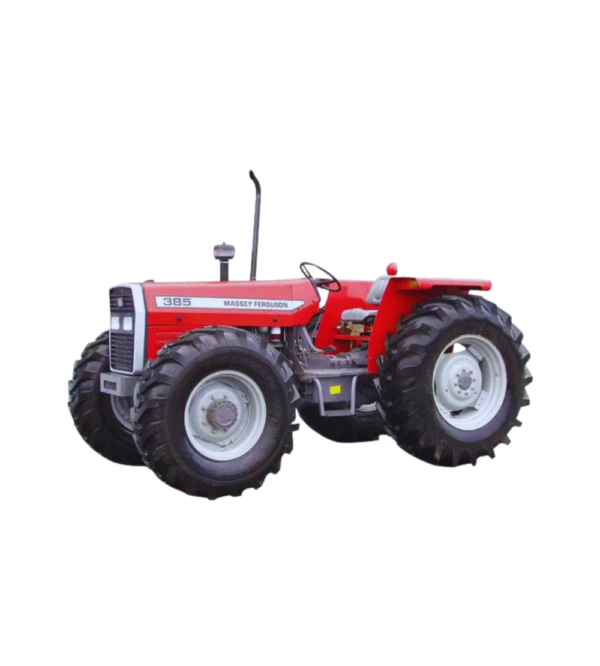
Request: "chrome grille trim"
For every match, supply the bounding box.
[109,283,146,375]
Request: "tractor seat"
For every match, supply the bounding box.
[339,275,391,323]
[340,308,378,323]
[366,275,390,305]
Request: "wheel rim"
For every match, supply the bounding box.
[184,370,267,461]
[432,334,507,431]
[357,402,377,414]
[111,395,134,432]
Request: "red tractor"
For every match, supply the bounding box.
[69,172,532,499]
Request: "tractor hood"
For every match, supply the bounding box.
[142,278,320,326]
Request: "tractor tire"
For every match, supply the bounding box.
[68,331,143,466]
[378,294,532,466]
[133,327,299,499]
[299,405,384,443]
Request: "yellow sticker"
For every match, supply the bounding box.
[329,385,342,396]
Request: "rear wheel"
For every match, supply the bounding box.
[133,328,299,498]
[68,331,143,466]
[379,294,532,466]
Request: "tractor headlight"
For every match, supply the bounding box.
[111,316,133,331]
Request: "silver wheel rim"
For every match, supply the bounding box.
[357,402,377,414]
[184,370,267,461]
[432,334,507,431]
[111,395,134,432]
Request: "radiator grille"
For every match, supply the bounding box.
[110,287,135,312]
[110,286,136,372]
[110,333,135,372]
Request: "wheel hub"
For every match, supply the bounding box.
[184,371,267,461]
[457,372,472,391]
[206,399,239,430]
[434,350,482,413]
[432,335,508,431]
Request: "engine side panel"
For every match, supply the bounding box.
[142,278,320,359]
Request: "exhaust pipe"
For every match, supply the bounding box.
[249,170,261,281]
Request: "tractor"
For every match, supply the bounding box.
[68,172,532,499]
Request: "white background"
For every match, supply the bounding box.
[1,2,599,664]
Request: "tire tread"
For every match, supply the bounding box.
[133,327,298,498]
[378,294,532,466]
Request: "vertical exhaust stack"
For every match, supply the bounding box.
[249,170,261,281]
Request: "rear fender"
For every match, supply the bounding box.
[367,277,491,374]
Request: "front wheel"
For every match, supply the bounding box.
[133,328,299,498]
[379,294,532,466]
[68,331,143,466]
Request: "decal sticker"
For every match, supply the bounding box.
[155,296,305,311]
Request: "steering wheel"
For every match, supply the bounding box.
[300,262,342,293]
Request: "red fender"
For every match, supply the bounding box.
[367,277,491,373]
